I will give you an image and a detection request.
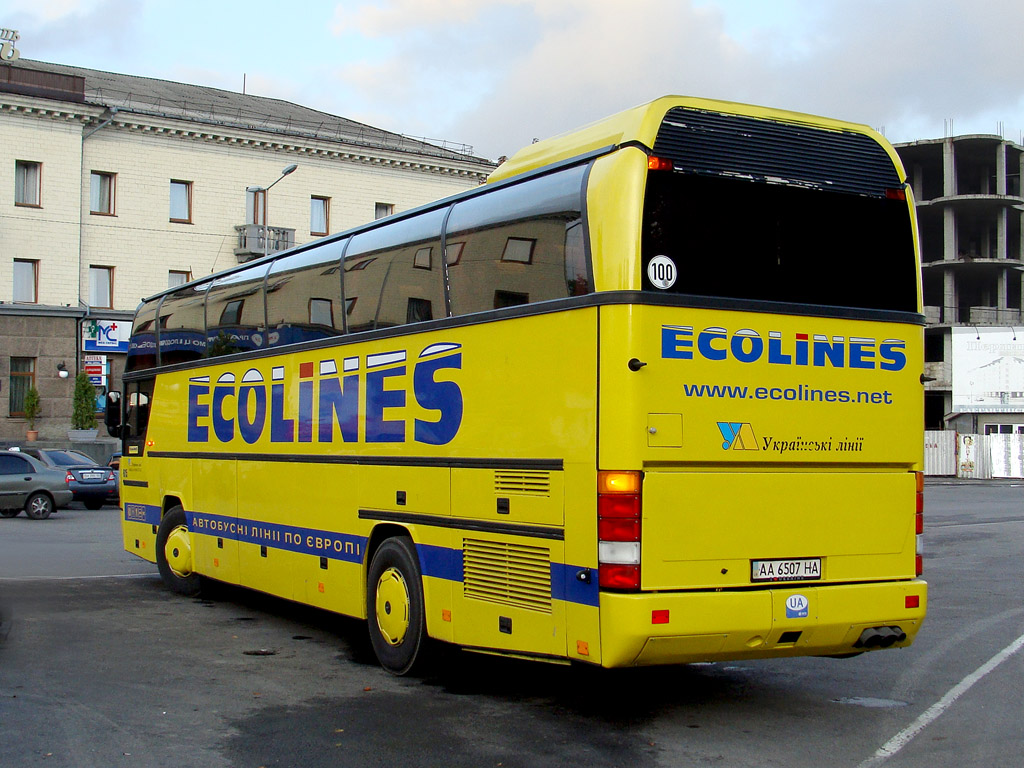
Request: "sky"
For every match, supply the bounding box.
[5,0,1024,161]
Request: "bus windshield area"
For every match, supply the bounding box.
[641,171,918,313]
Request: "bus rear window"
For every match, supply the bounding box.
[641,172,917,313]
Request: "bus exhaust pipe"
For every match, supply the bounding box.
[855,626,906,649]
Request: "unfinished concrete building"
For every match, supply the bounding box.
[896,135,1024,431]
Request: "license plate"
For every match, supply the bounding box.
[751,558,821,582]
[82,471,104,480]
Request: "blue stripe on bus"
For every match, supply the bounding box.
[186,510,367,564]
[123,502,162,526]
[127,506,600,608]
[416,543,463,582]
[552,562,600,607]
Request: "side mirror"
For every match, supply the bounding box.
[105,391,122,438]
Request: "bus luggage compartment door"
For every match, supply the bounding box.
[640,471,916,591]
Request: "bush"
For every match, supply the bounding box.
[72,373,98,430]
[23,387,41,430]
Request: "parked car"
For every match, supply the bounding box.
[108,451,121,504]
[18,448,116,510]
[0,450,73,519]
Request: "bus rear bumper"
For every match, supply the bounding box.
[597,579,927,667]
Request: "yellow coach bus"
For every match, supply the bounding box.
[110,96,926,673]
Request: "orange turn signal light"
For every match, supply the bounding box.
[598,470,642,495]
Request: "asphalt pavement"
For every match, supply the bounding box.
[0,489,1022,768]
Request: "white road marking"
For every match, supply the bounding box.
[859,631,1024,767]
[0,573,155,582]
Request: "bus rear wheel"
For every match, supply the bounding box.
[156,506,202,596]
[367,536,426,675]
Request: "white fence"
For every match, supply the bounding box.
[924,431,1024,478]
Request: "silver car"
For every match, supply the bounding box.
[0,450,73,520]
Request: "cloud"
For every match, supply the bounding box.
[6,0,143,63]
[326,0,1024,159]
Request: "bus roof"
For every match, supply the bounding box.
[488,95,892,184]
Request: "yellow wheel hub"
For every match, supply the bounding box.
[165,525,193,578]
[375,567,410,646]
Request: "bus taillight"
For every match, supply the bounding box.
[647,156,673,172]
[598,471,642,590]
[915,471,924,576]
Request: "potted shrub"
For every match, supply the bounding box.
[23,386,41,441]
[68,372,99,441]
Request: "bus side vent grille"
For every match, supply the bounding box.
[463,539,552,614]
[494,470,551,496]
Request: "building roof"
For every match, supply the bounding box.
[6,58,489,163]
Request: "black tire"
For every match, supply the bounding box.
[366,536,427,675]
[0,509,19,518]
[84,499,104,510]
[24,493,54,520]
[155,506,202,597]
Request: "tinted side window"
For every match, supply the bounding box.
[266,241,346,348]
[205,263,270,357]
[127,299,160,372]
[445,165,589,316]
[344,210,445,332]
[0,454,31,474]
[159,283,209,365]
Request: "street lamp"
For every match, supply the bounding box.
[247,163,298,259]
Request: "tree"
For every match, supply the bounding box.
[23,386,41,431]
[71,373,98,430]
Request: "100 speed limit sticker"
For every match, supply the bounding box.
[647,255,677,289]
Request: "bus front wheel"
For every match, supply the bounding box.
[366,536,426,675]
[156,506,202,597]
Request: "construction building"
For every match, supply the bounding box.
[895,135,1024,434]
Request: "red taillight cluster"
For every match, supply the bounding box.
[65,471,74,485]
[597,471,642,590]
[915,471,924,576]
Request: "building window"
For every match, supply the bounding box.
[375,202,394,220]
[219,300,243,326]
[9,357,35,417]
[413,247,432,270]
[15,160,41,207]
[168,270,191,288]
[170,180,192,223]
[90,171,115,215]
[311,196,329,236]
[984,424,1024,435]
[13,259,37,303]
[501,237,536,264]
[89,265,113,308]
[309,297,334,327]
[246,188,266,225]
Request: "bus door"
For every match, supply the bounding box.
[121,378,154,484]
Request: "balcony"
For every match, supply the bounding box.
[969,307,1023,325]
[234,224,295,262]
[923,305,1023,325]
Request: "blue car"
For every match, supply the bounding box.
[19,449,117,510]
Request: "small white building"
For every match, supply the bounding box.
[0,58,494,442]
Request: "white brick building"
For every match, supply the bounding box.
[0,59,494,443]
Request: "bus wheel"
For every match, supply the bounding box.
[156,506,201,597]
[24,493,54,520]
[367,537,426,675]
